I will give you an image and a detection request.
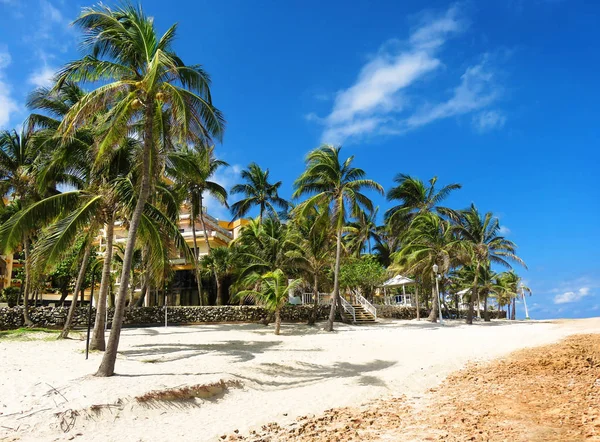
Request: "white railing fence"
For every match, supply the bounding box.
[354,293,377,319]
[339,296,356,323]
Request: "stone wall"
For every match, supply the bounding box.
[0,305,333,330]
[375,305,507,320]
[0,304,506,330]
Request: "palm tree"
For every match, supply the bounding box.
[287,206,334,325]
[235,269,302,335]
[168,145,228,305]
[201,246,236,305]
[344,207,379,256]
[56,3,225,376]
[372,224,402,267]
[293,145,383,332]
[495,271,531,320]
[455,204,526,324]
[392,212,467,323]
[230,163,288,223]
[0,129,45,326]
[385,175,461,225]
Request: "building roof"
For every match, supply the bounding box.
[382,275,416,287]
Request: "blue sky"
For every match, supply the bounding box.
[0,0,598,319]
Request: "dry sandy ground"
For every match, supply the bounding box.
[0,318,599,442]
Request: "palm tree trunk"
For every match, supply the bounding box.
[476,290,482,320]
[466,263,480,325]
[216,276,223,306]
[22,235,33,327]
[134,246,149,307]
[58,243,92,339]
[190,199,205,306]
[415,285,420,320]
[428,274,438,323]
[325,229,342,332]
[511,297,516,320]
[91,213,115,351]
[97,102,155,377]
[308,272,319,325]
[199,195,220,306]
[274,307,282,335]
[483,293,490,322]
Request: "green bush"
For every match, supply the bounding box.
[1,286,20,307]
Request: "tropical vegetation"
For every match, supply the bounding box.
[0,2,529,377]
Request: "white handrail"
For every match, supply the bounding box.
[339,296,356,322]
[355,293,377,319]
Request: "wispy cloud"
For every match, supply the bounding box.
[554,287,592,304]
[0,47,19,127]
[313,4,507,144]
[28,64,57,88]
[473,109,506,132]
[498,225,511,235]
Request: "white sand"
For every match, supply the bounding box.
[1,318,599,441]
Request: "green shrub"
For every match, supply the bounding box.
[1,286,20,307]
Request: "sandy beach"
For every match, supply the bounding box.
[1,318,599,441]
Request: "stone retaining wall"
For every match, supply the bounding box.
[0,304,506,330]
[0,305,333,330]
[375,305,507,320]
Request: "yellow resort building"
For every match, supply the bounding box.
[0,203,248,306]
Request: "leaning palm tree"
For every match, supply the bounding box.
[455,204,526,324]
[55,3,225,376]
[230,163,289,223]
[235,269,302,335]
[293,145,383,332]
[385,174,461,226]
[167,145,228,305]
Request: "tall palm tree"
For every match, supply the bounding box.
[455,204,526,324]
[56,4,225,376]
[293,145,383,332]
[0,129,46,326]
[287,206,334,325]
[392,212,467,323]
[230,163,288,223]
[168,145,228,305]
[385,174,461,225]
[235,269,302,335]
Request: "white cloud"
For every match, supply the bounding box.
[554,287,592,304]
[41,0,64,23]
[203,164,242,220]
[473,109,506,132]
[0,47,19,127]
[498,225,511,235]
[311,4,506,144]
[28,64,56,88]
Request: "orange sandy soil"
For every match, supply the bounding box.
[225,334,600,441]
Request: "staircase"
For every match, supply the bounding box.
[350,304,376,324]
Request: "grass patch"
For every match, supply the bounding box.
[0,327,59,341]
[140,358,162,364]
